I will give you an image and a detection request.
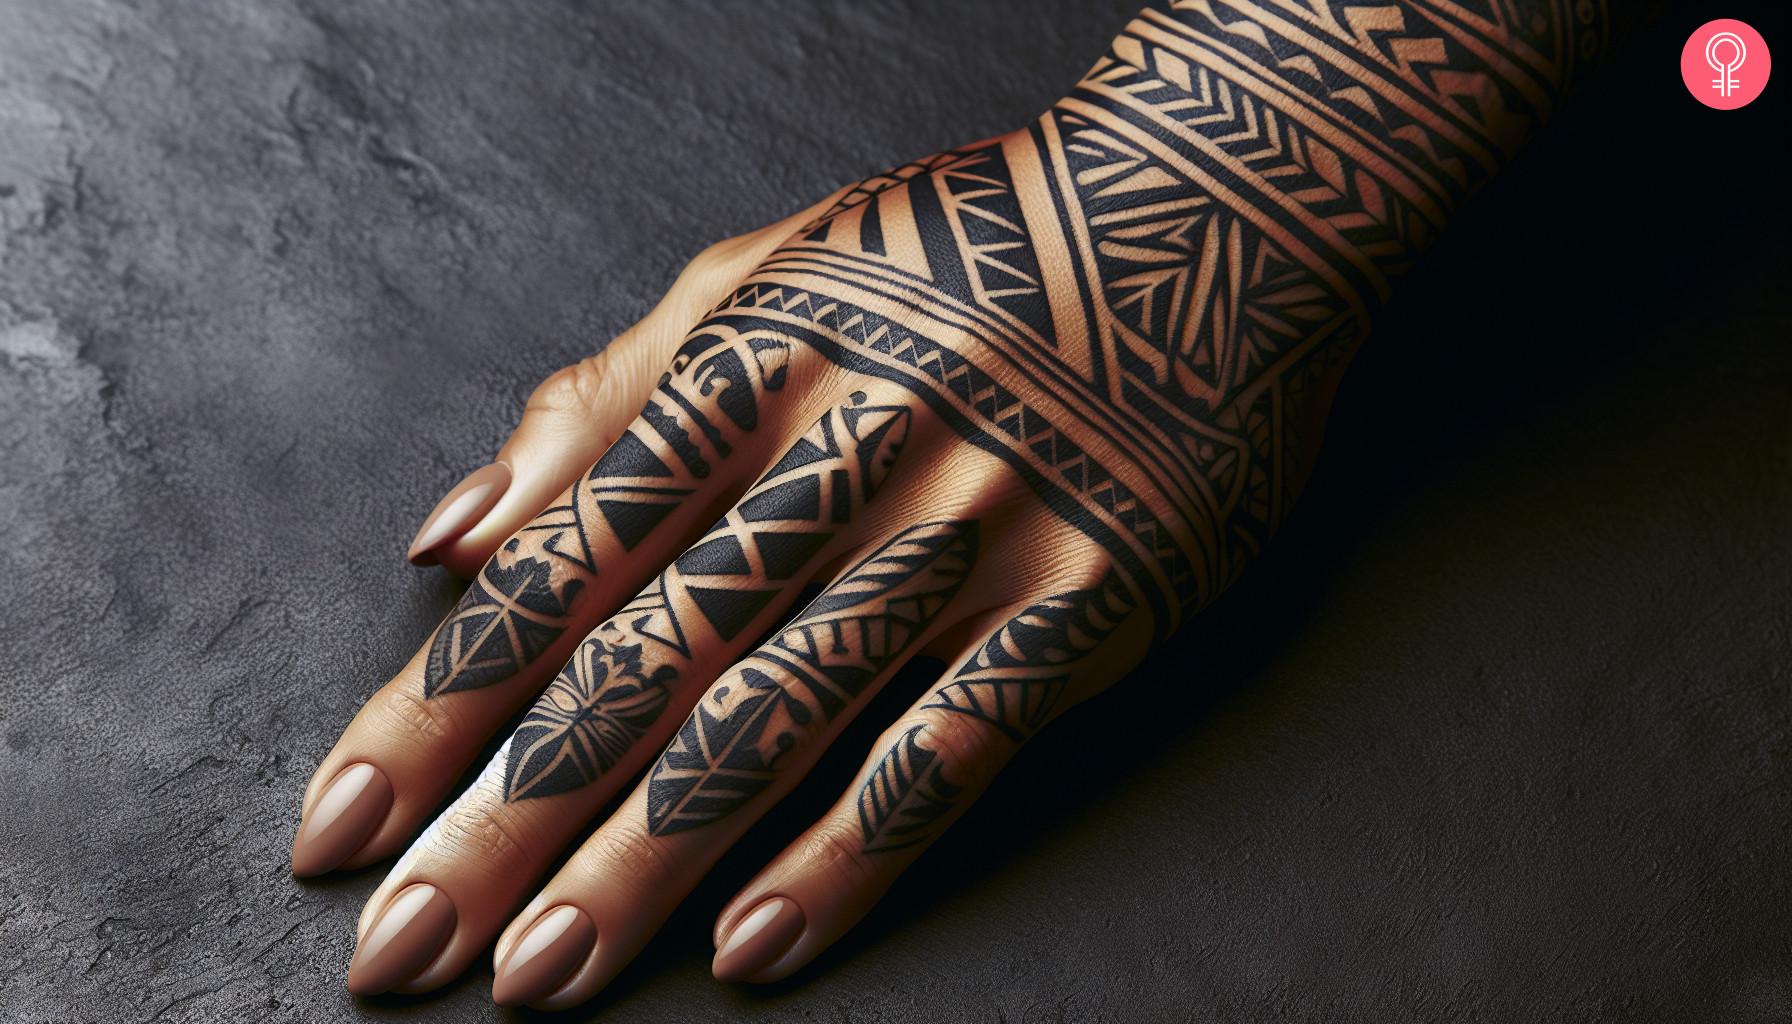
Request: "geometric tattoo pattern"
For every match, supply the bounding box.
[854,570,1135,854]
[857,724,964,855]
[703,0,1610,643]
[437,0,1617,839]
[501,384,914,802]
[924,568,1136,743]
[504,636,676,802]
[424,326,789,697]
[645,520,978,835]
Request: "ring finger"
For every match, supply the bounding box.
[481,481,1042,1009]
[344,385,966,994]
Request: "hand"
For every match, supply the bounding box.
[300,144,1165,1005]
[290,0,1619,1008]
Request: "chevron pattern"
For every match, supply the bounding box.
[712,285,1200,610]
[926,570,1136,743]
[857,724,964,854]
[646,520,977,835]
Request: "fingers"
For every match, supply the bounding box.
[343,386,942,994]
[295,325,814,878]
[409,202,848,577]
[710,559,1148,984]
[487,507,1001,1009]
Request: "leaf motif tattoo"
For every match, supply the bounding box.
[425,547,586,698]
[501,390,916,803]
[858,724,964,855]
[852,572,1134,855]
[504,636,676,803]
[925,569,1135,743]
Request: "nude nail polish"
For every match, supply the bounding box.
[712,897,805,983]
[406,462,511,566]
[291,762,392,878]
[491,905,597,1006]
[346,883,457,996]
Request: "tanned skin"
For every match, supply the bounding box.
[293,0,1649,1008]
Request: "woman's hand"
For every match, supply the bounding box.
[291,0,1617,1008]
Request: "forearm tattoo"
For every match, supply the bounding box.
[428,1,1619,834]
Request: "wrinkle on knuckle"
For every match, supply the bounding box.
[584,823,676,895]
[531,354,612,419]
[434,801,535,867]
[798,820,880,893]
[910,707,1004,782]
[372,685,457,747]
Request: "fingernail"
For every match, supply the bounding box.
[346,883,457,996]
[407,462,511,566]
[291,763,392,878]
[492,905,597,1007]
[712,897,805,983]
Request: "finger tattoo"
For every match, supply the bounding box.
[423,328,789,697]
[925,569,1135,743]
[853,570,1135,855]
[857,724,965,855]
[645,520,979,836]
[502,392,915,802]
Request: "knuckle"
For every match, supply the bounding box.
[798,819,881,893]
[433,801,538,867]
[531,353,613,418]
[370,685,458,748]
[909,707,1004,781]
[584,823,676,895]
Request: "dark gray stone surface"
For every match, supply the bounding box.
[1,2,1786,1021]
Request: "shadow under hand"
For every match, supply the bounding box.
[710,0,1792,996]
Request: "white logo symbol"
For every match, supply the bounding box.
[1707,31,1747,97]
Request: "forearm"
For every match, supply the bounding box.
[662,2,1655,642]
[1013,0,1653,622]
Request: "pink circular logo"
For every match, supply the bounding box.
[1682,19,1771,110]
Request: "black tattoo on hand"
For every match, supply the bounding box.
[858,725,964,855]
[926,569,1135,743]
[646,519,978,836]
[501,386,914,803]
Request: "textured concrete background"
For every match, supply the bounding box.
[1,2,1786,1021]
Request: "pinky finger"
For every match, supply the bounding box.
[708,567,1147,983]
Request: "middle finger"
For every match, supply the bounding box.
[345,384,943,995]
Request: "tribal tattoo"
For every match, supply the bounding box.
[675,0,1612,644]
[503,386,915,802]
[449,0,1622,840]
[646,520,978,836]
[856,571,1137,854]
[424,327,790,697]
[858,725,964,855]
[928,569,1138,743]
